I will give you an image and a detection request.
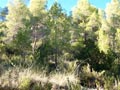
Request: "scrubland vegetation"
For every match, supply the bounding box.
[1,0,120,90]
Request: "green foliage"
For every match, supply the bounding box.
[34,2,71,68]
[104,76,115,90]
[72,38,117,73]
[29,0,46,17]
[19,78,31,90]
[6,0,30,41]
[13,27,31,50]
[98,29,110,54]
[35,40,54,66]
[1,0,120,89]
[70,83,81,90]
[33,82,52,90]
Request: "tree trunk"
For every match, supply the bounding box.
[32,28,37,55]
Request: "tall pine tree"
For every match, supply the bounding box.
[6,0,30,41]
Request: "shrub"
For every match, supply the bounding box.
[19,78,31,90]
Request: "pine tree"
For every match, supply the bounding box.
[98,29,109,54]
[36,2,71,66]
[105,0,120,28]
[97,9,110,53]
[105,0,120,51]
[86,11,100,40]
[72,0,102,72]
[29,0,47,54]
[29,0,46,17]
[115,29,120,52]
[6,0,30,41]
[72,0,93,21]
[48,2,71,66]
[72,0,97,44]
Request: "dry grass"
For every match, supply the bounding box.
[0,67,78,89]
[49,73,78,86]
[82,64,105,78]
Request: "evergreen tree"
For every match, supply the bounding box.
[97,9,110,53]
[105,0,120,28]
[72,0,98,45]
[29,0,46,17]
[48,2,71,66]
[35,2,71,67]
[29,0,47,54]
[6,0,30,41]
[72,0,104,72]
[115,29,120,53]
[98,29,109,54]
[105,0,120,51]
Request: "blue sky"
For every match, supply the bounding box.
[0,0,111,12]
